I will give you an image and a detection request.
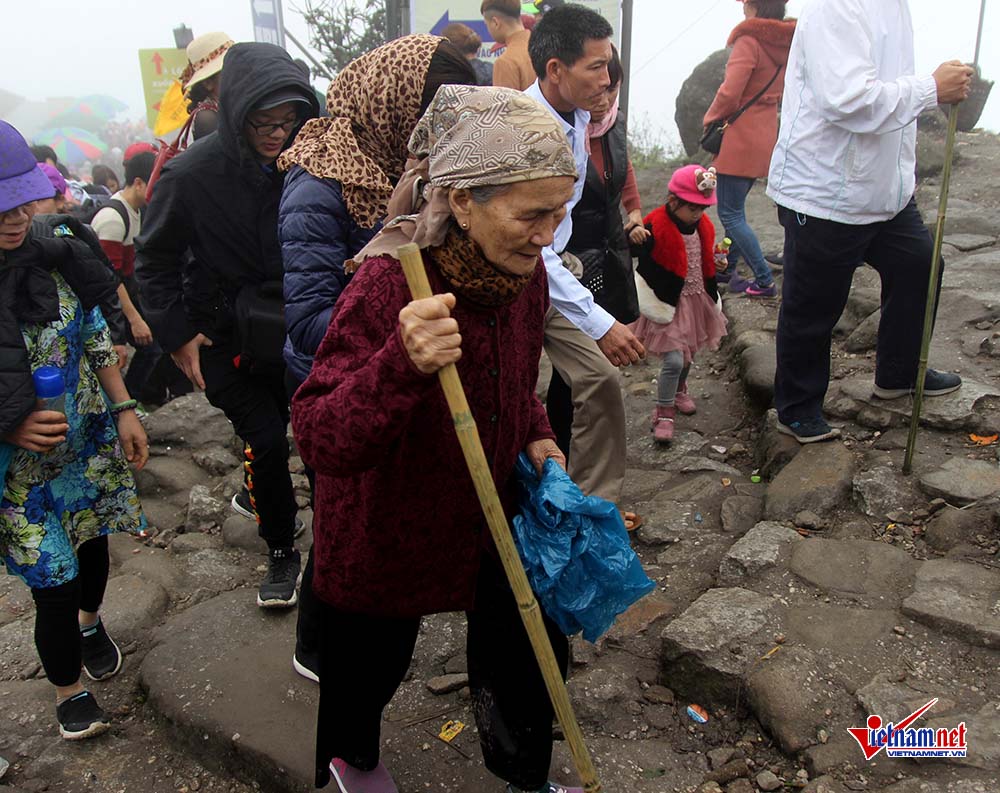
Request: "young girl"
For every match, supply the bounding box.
[630,165,728,443]
[1,121,147,740]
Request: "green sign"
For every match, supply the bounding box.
[138,48,189,129]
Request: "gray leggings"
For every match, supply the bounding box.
[657,350,689,406]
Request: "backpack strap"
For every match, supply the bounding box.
[106,198,131,241]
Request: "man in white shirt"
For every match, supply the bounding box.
[525,4,645,506]
[766,0,972,443]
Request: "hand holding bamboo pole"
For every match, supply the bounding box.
[396,242,602,793]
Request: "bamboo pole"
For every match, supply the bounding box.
[396,242,602,793]
[903,0,987,474]
[903,104,959,475]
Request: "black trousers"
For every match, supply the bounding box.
[774,199,944,423]
[30,536,110,687]
[314,553,570,790]
[545,370,574,463]
[200,343,297,549]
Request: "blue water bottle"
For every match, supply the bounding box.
[32,366,66,416]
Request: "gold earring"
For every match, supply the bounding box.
[461,222,469,230]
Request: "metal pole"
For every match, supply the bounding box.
[902,0,986,474]
[282,27,332,79]
[620,0,634,118]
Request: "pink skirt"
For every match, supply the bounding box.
[630,292,728,364]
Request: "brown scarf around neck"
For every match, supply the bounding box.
[425,225,535,308]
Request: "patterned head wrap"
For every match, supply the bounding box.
[350,84,576,269]
[277,34,442,228]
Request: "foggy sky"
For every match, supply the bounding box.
[1,0,996,146]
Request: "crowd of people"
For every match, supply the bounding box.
[0,0,975,791]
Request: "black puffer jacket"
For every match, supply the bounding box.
[136,43,319,353]
[0,218,121,436]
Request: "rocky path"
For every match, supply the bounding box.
[1,130,999,793]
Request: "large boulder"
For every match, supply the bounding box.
[675,49,730,156]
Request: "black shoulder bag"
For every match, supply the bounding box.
[700,65,783,155]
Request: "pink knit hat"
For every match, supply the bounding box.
[668,164,718,206]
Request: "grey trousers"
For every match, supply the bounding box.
[543,307,626,504]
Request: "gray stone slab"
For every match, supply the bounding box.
[901,559,1000,648]
[660,588,778,709]
[944,234,997,252]
[636,500,700,545]
[927,703,1000,771]
[185,485,229,533]
[919,458,1000,506]
[837,376,1000,432]
[845,309,880,353]
[718,522,802,585]
[101,573,169,644]
[222,513,266,552]
[747,645,850,754]
[140,589,315,790]
[720,495,764,536]
[739,343,776,407]
[764,442,855,522]
[853,465,926,519]
[857,672,960,725]
[143,392,234,449]
[170,533,223,554]
[789,539,916,601]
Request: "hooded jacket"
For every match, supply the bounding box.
[704,17,796,178]
[135,43,319,353]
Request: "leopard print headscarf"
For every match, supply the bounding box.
[277,34,442,228]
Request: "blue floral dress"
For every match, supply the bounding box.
[0,271,145,589]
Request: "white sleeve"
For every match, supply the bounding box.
[90,207,126,243]
[803,2,938,135]
[542,245,615,340]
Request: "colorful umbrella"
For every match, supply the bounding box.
[48,94,129,132]
[34,126,108,165]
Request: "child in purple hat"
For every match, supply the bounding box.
[0,120,148,741]
[629,164,729,444]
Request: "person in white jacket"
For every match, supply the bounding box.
[766,0,972,443]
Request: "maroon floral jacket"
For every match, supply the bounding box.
[292,254,554,617]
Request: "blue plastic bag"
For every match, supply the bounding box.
[512,454,656,642]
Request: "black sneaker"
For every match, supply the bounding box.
[777,417,842,444]
[57,691,110,740]
[81,618,122,682]
[258,547,301,608]
[293,645,320,683]
[873,369,963,400]
[231,487,255,520]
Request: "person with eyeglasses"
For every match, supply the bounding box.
[136,42,319,609]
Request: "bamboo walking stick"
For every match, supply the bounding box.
[903,3,986,474]
[396,242,602,793]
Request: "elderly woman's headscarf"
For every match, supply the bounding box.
[350,84,577,272]
[277,34,442,228]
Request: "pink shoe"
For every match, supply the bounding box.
[652,405,675,444]
[674,384,696,415]
[330,759,398,793]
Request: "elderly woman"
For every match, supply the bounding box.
[292,86,582,793]
[0,121,147,741]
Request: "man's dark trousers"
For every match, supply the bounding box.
[774,198,944,424]
[200,341,297,549]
